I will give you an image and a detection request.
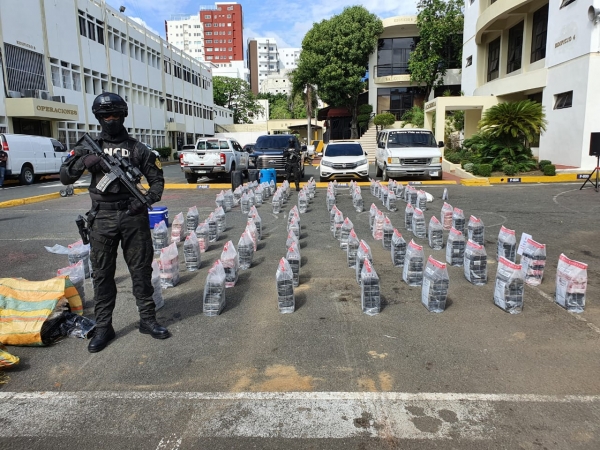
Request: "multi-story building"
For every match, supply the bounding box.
[0,0,215,154]
[259,70,292,95]
[210,60,250,83]
[279,48,301,70]
[199,2,243,65]
[247,38,280,94]
[426,0,599,169]
[368,16,461,121]
[165,14,205,61]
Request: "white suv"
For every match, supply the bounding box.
[319,141,369,182]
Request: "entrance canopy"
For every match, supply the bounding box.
[5,97,79,121]
[424,96,498,152]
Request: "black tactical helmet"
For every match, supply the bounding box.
[92,92,128,118]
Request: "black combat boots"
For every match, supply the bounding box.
[88,325,116,353]
[139,320,170,339]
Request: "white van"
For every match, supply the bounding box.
[375,128,444,180]
[0,134,66,184]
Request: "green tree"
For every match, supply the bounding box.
[373,112,396,129]
[478,100,547,145]
[408,0,464,100]
[213,76,264,124]
[297,6,383,138]
[401,106,425,128]
[357,104,373,132]
[270,97,293,119]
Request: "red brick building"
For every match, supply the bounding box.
[199,2,243,63]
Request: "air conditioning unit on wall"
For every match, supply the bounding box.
[20,89,36,98]
[8,90,21,98]
[37,90,51,100]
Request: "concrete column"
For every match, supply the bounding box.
[435,107,445,155]
[464,109,482,139]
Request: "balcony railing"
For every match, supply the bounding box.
[375,64,410,78]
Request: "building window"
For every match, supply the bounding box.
[507,21,524,73]
[376,37,419,76]
[531,4,548,63]
[487,37,500,81]
[560,0,576,7]
[205,15,211,19]
[466,55,472,67]
[554,91,573,109]
[78,14,87,37]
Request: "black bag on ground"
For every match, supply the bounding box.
[248,169,260,183]
[231,170,243,190]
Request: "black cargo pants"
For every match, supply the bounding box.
[89,203,156,328]
[285,160,301,190]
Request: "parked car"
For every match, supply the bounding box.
[375,128,444,181]
[250,134,306,178]
[0,133,66,185]
[180,137,249,183]
[319,140,369,182]
[242,143,255,153]
[177,144,196,170]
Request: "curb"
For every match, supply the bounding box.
[487,173,588,184]
[0,188,87,208]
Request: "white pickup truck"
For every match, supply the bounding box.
[181,137,250,183]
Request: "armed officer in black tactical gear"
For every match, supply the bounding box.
[283,137,301,192]
[60,92,169,353]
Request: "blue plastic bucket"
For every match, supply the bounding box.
[148,206,169,229]
[259,168,277,186]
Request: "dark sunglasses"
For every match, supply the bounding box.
[97,112,123,119]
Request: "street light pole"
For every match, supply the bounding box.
[306,84,311,145]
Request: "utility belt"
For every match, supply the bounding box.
[92,199,130,210]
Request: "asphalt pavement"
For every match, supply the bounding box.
[1,166,600,449]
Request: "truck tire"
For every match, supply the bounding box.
[382,165,389,181]
[19,165,35,185]
[185,173,198,184]
[375,163,382,178]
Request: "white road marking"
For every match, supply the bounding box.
[0,391,599,440]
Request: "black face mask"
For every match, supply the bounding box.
[99,116,125,137]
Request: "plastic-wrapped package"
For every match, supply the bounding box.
[298,189,308,213]
[494,257,524,314]
[203,260,226,316]
[286,241,301,287]
[411,208,426,239]
[386,190,397,212]
[417,190,427,211]
[307,179,316,200]
[59,312,96,339]
[159,242,180,288]
[428,216,444,250]
[206,212,219,242]
[404,203,414,230]
[171,212,185,243]
[340,217,354,249]
[183,232,202,271]
[254,185,263,206]
[247,189,255,208]
[372,210,385,241]
[394,182,405,201]
[405,185,418,205]
[152,220,169,255]
[441,202,453,231]
[380,185,389,207]
[328,204,339,233]
[347,229,360,268]
[57,260,88,308]
[151,260,164,310]
[241,192,250,214]
[326,189,336,211]
[286,229,300,251]
[214,206,226,234]
[353,190,364,213]
[233,186,243,205]
[238,231,255,270]
[422,256,449,313]
[467,215,485,245]
[382,217,394,250]
[186,206,199,235]
[224,189,234,211]
[403,240,424,286]
[452,208,465,234]
[246,219,258,251]
[195,222,209,253]
[68,240,92,279]
[369,204,378,231]
[288,214,300,239]
[215,191,225,209]
[332,209,344,240]
[361,259,380,316]
[555,254,588,313]
[355,240,373,285]
[497,226,517,262]
[248,208,262,241]
[446,227,465,266]
[220,240,239,288]
[520,238,546,286]
[272,192,282,214]
[269,179,276,197]
[391,229,407,267]
[370,179,379,198]
[464,239,487,285]
[276,257,295,313]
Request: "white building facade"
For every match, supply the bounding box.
[279,47,301,70]
[165,14,205,61]
[459,0,600,169]
[259,70,292,95]
[247,37,281,94]
[210,60,249,83]
[0,0,215,154]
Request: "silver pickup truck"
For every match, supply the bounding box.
[181,137,250,183]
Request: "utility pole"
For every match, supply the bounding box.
[306,84,311,145]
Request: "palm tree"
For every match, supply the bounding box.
[478,100,547,146]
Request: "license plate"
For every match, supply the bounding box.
[196,170,208,174]
[430,171,439,177]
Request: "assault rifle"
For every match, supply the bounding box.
[81,133,152,212]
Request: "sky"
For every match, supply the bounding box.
[104,0,418,49]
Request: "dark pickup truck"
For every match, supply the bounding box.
[249,134,306,178]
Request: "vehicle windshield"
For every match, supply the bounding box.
[387,131,437,148]
[324,144,364,157]
[197,140,221,150]
[255,136,292,150]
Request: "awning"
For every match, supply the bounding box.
[317,106,351,121]
[5,97,79,121]
[288,124,323,130]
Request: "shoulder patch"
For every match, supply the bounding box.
[155,159,162,170]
